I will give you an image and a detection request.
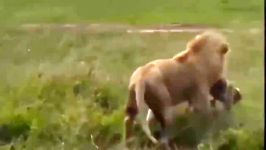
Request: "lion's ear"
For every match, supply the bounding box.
[221,43,229,54]
[233,88,242,104]
[187,35,207,53]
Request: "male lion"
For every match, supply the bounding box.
[124,31,230,149]
[145,79,242,145]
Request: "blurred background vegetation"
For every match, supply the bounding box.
[0,0,264,150]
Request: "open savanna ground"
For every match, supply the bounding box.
[0,0,264,150]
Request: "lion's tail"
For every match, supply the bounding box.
[135,81,158,144]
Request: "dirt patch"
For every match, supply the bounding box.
[19,23,261,34]
[19,23,133,33]
[19,23,229,33]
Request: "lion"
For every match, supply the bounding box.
[145,79,242,145]
[124,31,231,149]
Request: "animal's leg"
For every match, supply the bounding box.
[145,109,162,143]
[191,85,213,120]
[169,139,178,150]
[146,109,157,134]
[210,99,216,107]
[145,84,175,150]
[124,88,138,144]
[146,109,155,126]
[185,101,194,114]
[141,108,158,144]
[146,109,159,134]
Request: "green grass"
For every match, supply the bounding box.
[0,0,264,26]
[0,0,264,149]
[0,27,263,149]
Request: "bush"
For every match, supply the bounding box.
[0,115,30,144]
[216,128,264,150]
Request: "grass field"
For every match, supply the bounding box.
[0,0,264,27]
[0,0,264,150]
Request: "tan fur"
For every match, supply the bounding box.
[124,30,230,148]
[146,81,242,142]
